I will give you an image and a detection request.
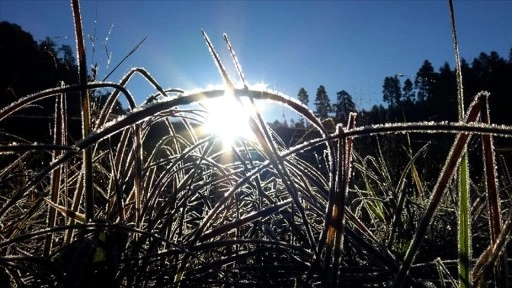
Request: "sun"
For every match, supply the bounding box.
[202,94,256,148]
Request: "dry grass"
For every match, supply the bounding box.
[0,0,511,287]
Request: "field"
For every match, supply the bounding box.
[0,1,511,287]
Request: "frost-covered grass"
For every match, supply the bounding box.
[0,0,511,287]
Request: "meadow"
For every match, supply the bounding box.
[0,0,511,287]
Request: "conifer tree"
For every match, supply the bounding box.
[402,78,415,105]
[382,75,402,107]
[314,85,331,120]
[334,90,355,123]
[295,88,310,128]
[415,60,435,103]
[297,87,309,106]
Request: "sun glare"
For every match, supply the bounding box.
[203,94,256,148]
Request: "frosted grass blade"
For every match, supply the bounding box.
[393,92,486,287]
[449,1,471,286]
[480,92,506,287]
[473,214,512,286]
[44,90,66,256]
[72,0,94,221]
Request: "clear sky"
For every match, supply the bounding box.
[1,0,512,121]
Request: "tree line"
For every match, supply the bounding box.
[2,20,511,137]
[289,49,512,128]
[272,86,356,129]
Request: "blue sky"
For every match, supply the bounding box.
[1,0,512,121]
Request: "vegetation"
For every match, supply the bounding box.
[313,85,331,121]
[0,1,511,287]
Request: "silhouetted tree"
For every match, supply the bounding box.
[367,104,387,124]
[0,21,125,144]
[471,51,512,124]
[297,88,309,106]
[334,90,355,123]
[296,87,309,127]
[402,78,415,105]
[1,22,51,104]
[0,21,83,143]
[430,62,457,121]
[314,85,331,120]
[382,75,402,107]
[415,60,435,103]
[459,58,477,105]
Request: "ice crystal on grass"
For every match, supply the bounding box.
[3,3,512,287]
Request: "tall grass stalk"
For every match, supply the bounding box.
[479,92,507,287]
[43,87,67,256]
[72,0,94,222]
[329,113,356,286]
[473,206,512,285]
[448,1,472,287]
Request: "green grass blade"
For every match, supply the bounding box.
[458,154,471,287]
[393,92,485,287]
[448,1,471,286]
[388,142,430,248]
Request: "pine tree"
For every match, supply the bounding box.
[402,78,415,105]
[297,87,309,106]
[431,62,457,121]
[334,90,355,123]
[296,88,309,128]
[415,60,435,103]
[314,85,331,120]
[382,76,402,107]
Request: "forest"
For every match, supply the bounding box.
[0,2,511,286]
